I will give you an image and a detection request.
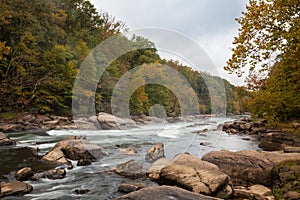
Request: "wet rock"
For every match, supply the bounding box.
[75,188,90,195]
[120,147,138,155]
[145,142,165,163]
[30,168,66,181]
[202,150,300,187]
[234,185,274,200]
[200,142,211,146]
[242,137,251,141]
[44,139,107,163]
[147,158,171,181]
[0,181,33,198]
[112,160,146,178]
[42,148,69,164]
[284,191,300,200]
[77,159,92,166]
[0,132,16,146]
[116,185,222,200]
[15,167,34,181]
[118,183,145,193]
[97,112,136,130]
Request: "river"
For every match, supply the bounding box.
[1,117,260,200]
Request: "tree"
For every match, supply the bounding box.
[225,0,300,121]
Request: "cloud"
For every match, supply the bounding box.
[89,0,247,85]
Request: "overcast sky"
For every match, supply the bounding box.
[89,0,248,86]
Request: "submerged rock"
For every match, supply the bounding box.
[145,142,165,163]
[0,181,33,198]
[116,186,222,200]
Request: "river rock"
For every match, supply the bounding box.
[202,150,300,187]
[202,150,273,186]
[147,158,171,181]
[259,132,300,151]
[222,118,267,135]
[118,183,145,193]
[120,147,138,155]
[42,148,69,164]
[74,188,90,195]
[97,112,136,129]
[15,167,34,181]
[30,168,66,181]
[145,142,165,163]
[172,153,219,171]
[116,186,222,200]
[234,185,274,200]
[49,139,106,161]
[0,181,33,198]
[159,164,232,198]
[112,160,146,178]
[77,159,92,166]
[0,132,16,146]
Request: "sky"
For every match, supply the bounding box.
[89,0,248,86]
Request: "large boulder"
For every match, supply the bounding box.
[116,186,222,200]
[54,139,106,160]
[42,138,107,164]
[202,150,300,187]
[112,160,146,178]
[0,132,16,146]
[97,112,136,129]
[0,181,33,198]
[145,142,165,163]
[158,153,233,198]
[42,148,69,164]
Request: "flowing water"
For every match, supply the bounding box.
[1,117,260,200]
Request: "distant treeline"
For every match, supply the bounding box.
[0,0,250,116]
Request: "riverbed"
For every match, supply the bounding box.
[1,117,260,200]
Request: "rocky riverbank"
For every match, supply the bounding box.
[1,117,300,199]
[0,112,214,132]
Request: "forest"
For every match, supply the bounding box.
[2,0,296,122]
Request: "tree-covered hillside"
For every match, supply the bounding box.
[0,0,249,117]
[225,0,300,123]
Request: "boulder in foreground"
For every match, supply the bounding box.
[116,186,222,200]
[157,153,233,198]
[0,181,33,198]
